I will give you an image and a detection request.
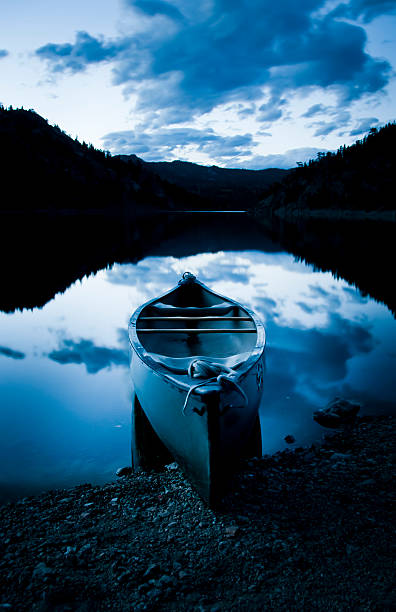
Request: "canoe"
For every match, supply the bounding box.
[128,272,265,504]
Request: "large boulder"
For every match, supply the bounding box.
[313,397,361,428]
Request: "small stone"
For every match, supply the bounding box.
[33,562,53,579]
[236,515,249,524]
[179,570,189,579]
[146,588,161,600]
[116,467,133,477]
[117,571,132,583]
[79,544,92,554]
[111,498,119,504]
[165,462,178,471]
[225,526,239,538]
[284,435,295,444]
[158,574,175,587]
[144,563,161,579]
[330,452,350,461]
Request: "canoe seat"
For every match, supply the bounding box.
[149,301,235,317]
[146,352,252,374]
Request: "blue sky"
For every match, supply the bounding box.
[1,0,395,168]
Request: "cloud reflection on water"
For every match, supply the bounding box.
[1,248,395,499]
[0,346,25,360]
[48,331,129,374]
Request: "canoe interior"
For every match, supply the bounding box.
[136,281,257,359]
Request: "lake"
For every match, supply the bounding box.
[0,214,395,502]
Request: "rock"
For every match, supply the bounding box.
[143,563,161,579]
[79,544,92,554]
[116,467,133,477]
[165,462,178,471]
[359,479,376,486]
[330,452,351,461]
[146,588,162,600]
[117,571,132,584]
[284,435,295,444]
[33,562,53,579]
[314,397,361,428]
[158,574,175,587]
[225,526,239,538]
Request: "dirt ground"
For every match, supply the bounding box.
[0,416,394,611]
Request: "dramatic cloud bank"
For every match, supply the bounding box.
[34,0,395,165]
[102,126,255,162]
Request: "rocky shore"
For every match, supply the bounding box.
[0,416,394,611]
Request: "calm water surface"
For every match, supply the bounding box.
[1,248,395,501]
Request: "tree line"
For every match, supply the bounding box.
[258,122,396,214]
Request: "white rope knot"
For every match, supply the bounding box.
[182,359,248,415]
[188,359,233,379]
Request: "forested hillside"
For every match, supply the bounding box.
[257,123,396,218]
[0,107,194,214]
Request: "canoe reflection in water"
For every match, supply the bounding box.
[128,272,266,505]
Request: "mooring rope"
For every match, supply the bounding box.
[182,359,248,415]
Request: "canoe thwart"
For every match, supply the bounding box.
[139,316,252,321]
[137,328,256,333]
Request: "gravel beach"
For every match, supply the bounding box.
[0,416,394,611]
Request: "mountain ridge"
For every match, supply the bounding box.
[118,155,290,209]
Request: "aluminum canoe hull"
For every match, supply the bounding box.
[130,348,264,504]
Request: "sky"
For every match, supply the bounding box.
[1,0,396,169]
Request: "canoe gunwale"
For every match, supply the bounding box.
[129,277,265,392]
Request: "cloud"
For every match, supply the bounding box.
[265,312,374,385]
[0,49,9,59]
[257,96,288,123]
[310,110,352,137]
[241,147,326,169]
[302,104,329,118]
[349,117,379,136]
[313,121,342,137]
[102,126,255,161]
[128,0,184,20]
[331,0,396,23]
[0,346,25,360]
[342,286,368,304]
[36,31,126,74]
[35,1,392,126]
[48,338,128,374]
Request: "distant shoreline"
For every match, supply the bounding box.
[257,207,396,222]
